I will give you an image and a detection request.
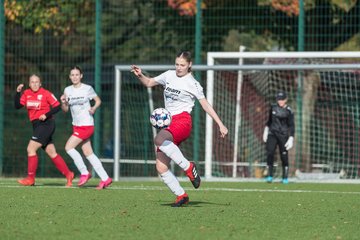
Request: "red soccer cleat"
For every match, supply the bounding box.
[96,178,112,190]
[65,171,74,187]
[18,177,35,186]
[171,193,189,207]
[185,162,201,189]
[78,173,92,186]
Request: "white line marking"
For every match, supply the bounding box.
[1,183,359,195]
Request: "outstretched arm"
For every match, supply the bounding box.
[131,65,159,88]
[199,98,228,138]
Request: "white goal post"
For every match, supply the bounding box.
[205,51,360,180]
[111,51,360,181]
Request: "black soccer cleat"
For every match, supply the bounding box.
[185,162,201,189]
[171,193,189,207]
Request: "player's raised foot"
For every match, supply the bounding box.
[96,178,112,190]
[18,177,35,186]
[171,193,189,207]
[65,171,74,187]
[78,173,92,186]
[282,178,289,184]
[266,176,273,183]
[185,162,201,189]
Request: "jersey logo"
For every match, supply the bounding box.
[165,87,181,94]
[27,100,41,110]
[37,95,43,100]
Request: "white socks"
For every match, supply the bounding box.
[159,140,190,171]
[67,149,109,181]
[66,148,89,175]
[86,153,109,181]
[160,170,185,196]
[158,141,189,197]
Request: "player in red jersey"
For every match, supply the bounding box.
[14,74,74,187]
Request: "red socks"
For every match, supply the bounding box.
[27,155,38,179]
[27,154,70,178]
[51,154,71,176]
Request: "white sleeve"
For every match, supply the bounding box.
[189,80,205,100]
[87,86,97,100]
[153,71,169,87]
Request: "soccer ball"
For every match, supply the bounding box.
[150,108,172,129]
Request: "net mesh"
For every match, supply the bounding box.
[209,57,360,179]
[116,57,360,180]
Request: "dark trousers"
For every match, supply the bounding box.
[266,133,289,179]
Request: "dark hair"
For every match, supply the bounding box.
[176,51,192,72]
[70,65,83,74]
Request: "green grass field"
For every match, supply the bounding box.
[1,178,360,240]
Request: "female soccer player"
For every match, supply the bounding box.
[131,51,228,207]
[263,91,295,184]
[15,74,74,186]
[60,66,112,190]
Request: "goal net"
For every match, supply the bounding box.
[112,51,360,182]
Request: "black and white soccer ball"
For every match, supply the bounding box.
[149,108,172,129]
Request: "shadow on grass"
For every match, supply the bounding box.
[160,201,230,207]
[37,182,99,188]
[40,182,67,187]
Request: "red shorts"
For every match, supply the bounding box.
[72,126,94,140]
[165,111,192,145]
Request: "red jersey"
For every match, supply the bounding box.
[20,87,60,121]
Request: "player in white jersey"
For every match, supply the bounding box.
[131,51,228,207]
[60,66,112,190]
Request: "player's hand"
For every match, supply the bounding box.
[89,107,96,115]
[285,136,294,150]
[16,84,24,92]
[60,94,67,104]
[39,114,47,121]
[263,126,269,142]
[131,65,142,78]
[219,125,228,138]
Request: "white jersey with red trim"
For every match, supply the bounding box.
[154,70,205,115]
[64,83,97,126]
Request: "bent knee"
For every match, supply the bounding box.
[154,136,164,147]
[65,145,72,152]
